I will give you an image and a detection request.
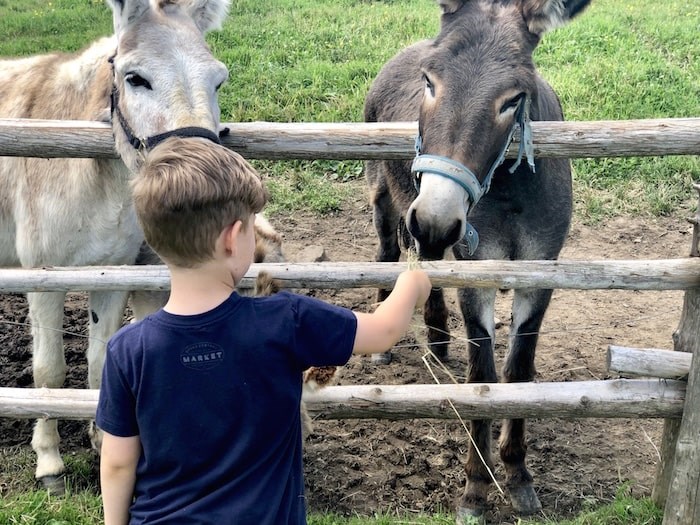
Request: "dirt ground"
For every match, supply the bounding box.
[0,180,693,523]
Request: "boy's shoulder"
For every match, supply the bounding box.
[249,289,338,311]
[251,290,355,331]
[106,317,148,351]
[246,289,302,314]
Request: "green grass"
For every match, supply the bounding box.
[1,0,697,219]
[212,0,437,123]
[519,485,663,525]
[0,447,102,525]
[537,0,700,220]
[0,491,103,525]
[0,0,111,55]
[0,482,661,525]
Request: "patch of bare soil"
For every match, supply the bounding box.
[0,180,692,523]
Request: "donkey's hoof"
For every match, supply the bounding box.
[371,351,392,365]
[455,506,485,525]
[38,474,66,496]
[508,484,542,515]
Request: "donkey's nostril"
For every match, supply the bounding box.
[406,207,460,260]
[407,207,422,240]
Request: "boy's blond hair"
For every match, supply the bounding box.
[132,137,268,268]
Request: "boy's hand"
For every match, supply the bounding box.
[352,268,432,355]
[398,269,431,307]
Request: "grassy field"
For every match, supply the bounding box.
[1,0,698,218]
[0,451,663,525]
[0,0,696,523]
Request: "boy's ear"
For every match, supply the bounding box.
[222,220,243,255]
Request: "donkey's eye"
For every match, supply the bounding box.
[423,74,435,97]
[125,73,152,90]
[500,93,524,114]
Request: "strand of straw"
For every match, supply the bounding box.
[419,342,505,497]
[404,247,504,496]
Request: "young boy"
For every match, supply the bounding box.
[96,137,432,525]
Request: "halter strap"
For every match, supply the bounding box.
[411,154,484,204]
[110,85,221,152]
[108,55,222,152]
[410,96,535,255]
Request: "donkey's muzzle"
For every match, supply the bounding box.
[407,206,465,260]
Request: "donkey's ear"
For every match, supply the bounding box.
[159,0,232,33]
[105,0,150,35]
[521,0,592,36]
[436,0,467,15]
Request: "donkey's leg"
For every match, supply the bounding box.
[129,290,168,321]
[86,290,130,451]
[499,287,553,515]
[424,287,449,360]
[370,177,401,364]
[372,178,401,267]
[28,291,68,494]
[455,287,498,518]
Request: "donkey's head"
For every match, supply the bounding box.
[107,0,230,172]
[406,0,590,259]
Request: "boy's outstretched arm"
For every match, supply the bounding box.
[352,269,431,355]
[101,432,140,525]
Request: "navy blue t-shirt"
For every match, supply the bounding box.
[96,291,357,525]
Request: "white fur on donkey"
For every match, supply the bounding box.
[0,0,232,493]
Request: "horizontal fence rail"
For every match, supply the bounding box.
[608,345,692,379]
[1,259,700,293]
[0,379,685,421]
[1,117,699,160]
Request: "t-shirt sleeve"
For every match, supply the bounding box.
[95,341,139,437]
[289,294,357,369]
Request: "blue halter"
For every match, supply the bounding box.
[410,96,535,255]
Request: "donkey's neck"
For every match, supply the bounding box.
[24,37,116,123]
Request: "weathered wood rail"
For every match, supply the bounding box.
[0,379,686,421]
[1,258,699,293]
[608,345,692,379]
[1,117,699,159]
[1,116,699,524]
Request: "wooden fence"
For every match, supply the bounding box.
[1,117,699,524]
[1,117,699,160]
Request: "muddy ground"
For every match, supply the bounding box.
[0,180,693,523]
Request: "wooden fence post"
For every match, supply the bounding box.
[654,183,700,523]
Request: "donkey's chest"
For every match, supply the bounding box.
[70,201,143,265]
[468,173,572,260]
[8,158,145,266]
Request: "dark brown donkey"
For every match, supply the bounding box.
[364,0,592,519]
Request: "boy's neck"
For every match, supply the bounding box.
[164,263,236,316]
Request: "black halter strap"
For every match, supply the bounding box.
[108,56,222,152]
